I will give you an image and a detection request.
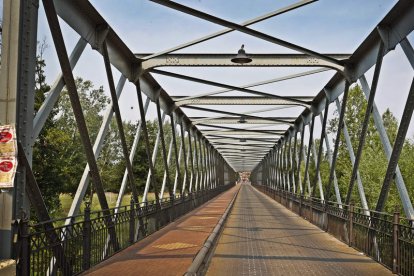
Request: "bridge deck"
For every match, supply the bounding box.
[84,185,239,276]
[206,184,392,276]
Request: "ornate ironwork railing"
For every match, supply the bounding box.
[13,183,234,276]
[254,184,414,276]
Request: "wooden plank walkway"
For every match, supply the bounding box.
[84,185,239,276]
[206,184,392,276]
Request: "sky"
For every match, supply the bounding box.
[3,0,413,170]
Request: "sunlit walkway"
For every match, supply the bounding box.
[206,184,392,276]
[84,185,239,276]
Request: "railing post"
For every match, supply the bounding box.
[392,208,400,274]
[18,218,30,276]
[285,190,288,207]
[310,197,313,223]
[82,202,91,271]
[323,201,328,232]
[170,194,175,221]
[129,198,135,244]
[348,203,354,247]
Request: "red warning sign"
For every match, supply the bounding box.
[0,125,17,188]
[0,131,13,143]
[0,160,13,172]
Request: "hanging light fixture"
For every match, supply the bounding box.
[231,44,252,64]
[238,116,247,123]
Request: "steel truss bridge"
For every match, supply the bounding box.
[0,0,414,275]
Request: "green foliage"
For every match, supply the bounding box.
[32,41,62,217]
[323,84,414,213]
[32,49,179,217]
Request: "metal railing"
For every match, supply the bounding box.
[254,184,414,276]
[13,183,234,276]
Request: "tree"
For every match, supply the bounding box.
[31,40,181,216]
[32,39,64,216]
[325,84,412,212]
[52,77,111,195]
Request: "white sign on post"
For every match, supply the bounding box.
[0,125,18,188]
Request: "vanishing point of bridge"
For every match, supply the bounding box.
[0,0,414,275]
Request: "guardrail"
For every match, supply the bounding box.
[253,184,414,276]
[13,184,234,276]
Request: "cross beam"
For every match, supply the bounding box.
[139,53,350,71]
[174,96,313,106]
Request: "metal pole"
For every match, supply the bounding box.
[376,78,414,212]
[42,0,119,250]
[360,74,414,219]
[334,99,367,210]
[303,116,315,196]
[102,41,139,203]
[312,98,329,199]
[326,82,350,201]
[197,135,205,189]
[296,122,305,194]
[187,129,195,192]
[182,142,191,192]
[180,121,190,194]
[170,114,181,195]
[172,123,183,195]
[311,137,324,200]
[0,0,38,257]
[288,133,295,192]
[32,38,87,141]
[142,113,165,202]
[346,41,385,204]
[193,132,200,190]
[156,99,172,198]
[284,138,291,191]
[291,131,297,193]
[160,128,174,198]
[115,98,150,207]
[135,81,160,204]
[319,113,343,206]
[66,76,128,221]
[203,141,210,189]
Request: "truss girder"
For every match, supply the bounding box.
[2,0,414,265]
[139,53,350,71]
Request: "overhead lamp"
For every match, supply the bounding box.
[231,44,252,64]
[238,116,247,123]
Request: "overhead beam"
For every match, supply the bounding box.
[197,124,285,135]
[215,148,273,153]
[206,135,279,143]
[139,53,349,71]
[201,130,284,136]
[210,141,275,147]
[220,152,268,157]
[192,116,295,125]
[174,96,313,106]
[183,106,294,124]
[215,146,272,150]
[176,68,330,102]
[151,69,310,106]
